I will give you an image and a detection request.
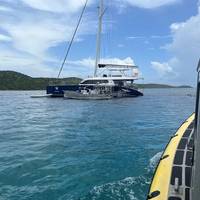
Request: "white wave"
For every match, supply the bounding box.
[147,151,163,172]
[91,177,138,199]
[79,175,150,200]
[78,153,164,200]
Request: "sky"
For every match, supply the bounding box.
[0,0,200,85]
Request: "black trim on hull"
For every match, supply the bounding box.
[46,85,143,97]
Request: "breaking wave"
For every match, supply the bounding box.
[79,176,148,200]
[78,152,162,200]
[147,151,163,172]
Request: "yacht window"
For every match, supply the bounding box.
[81,80,109,84]
[81,80,92,84]
[114,81,124,86]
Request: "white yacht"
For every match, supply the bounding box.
[47,0,143,98]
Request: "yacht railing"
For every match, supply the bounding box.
[191,59,200,200]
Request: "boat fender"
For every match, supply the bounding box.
[170,134,178,139]
[160,154,169,161]
[147,190,160,199]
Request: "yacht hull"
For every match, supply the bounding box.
[64,91,112,100]
[46,85,143,98]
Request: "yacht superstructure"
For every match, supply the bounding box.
[46,0,143,98]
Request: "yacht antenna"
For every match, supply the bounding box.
[94,0,104,77]
[57,0,88,79]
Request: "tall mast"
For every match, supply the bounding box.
[57,0,88,78]
[94,0,104,77]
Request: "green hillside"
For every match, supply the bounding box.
[135,83,192,89]
[0,71,81,90]
[0,71,192,90]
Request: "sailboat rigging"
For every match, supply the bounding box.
[57,0,88,78]
[46,0,143,98]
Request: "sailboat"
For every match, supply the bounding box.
[46,0,143,98]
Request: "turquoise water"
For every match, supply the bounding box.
[0,89,195,200]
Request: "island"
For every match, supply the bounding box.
[0,71,192,90]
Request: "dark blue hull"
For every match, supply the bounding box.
[46,85,143,97]
[47,85,79,97]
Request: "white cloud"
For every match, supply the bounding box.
[127,35,172,41]
[118,44,124,48]
[67,57,135,69]
[111,0,180,11]
[121,0,180,9]
[152,4,200,85]
[0,47,57,77]
[151,35,172,39]
[20,0,94,13]
[170,22,185,31]
[0,34,12,42]
[101,57,135,65]
[3,19,75,57]
[151,61,173,76]
[0,0,134,77]
[0,1,96,57]
[0,0,182,78]
[0,45,135,78]
[0,5,13,12]
[63,57,136,77]
[68,57,95,69]
[0,0,98,79]
[127,36,145,40]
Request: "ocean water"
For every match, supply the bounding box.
[0,89,195,200]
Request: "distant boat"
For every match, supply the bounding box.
[47,0,143,98]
